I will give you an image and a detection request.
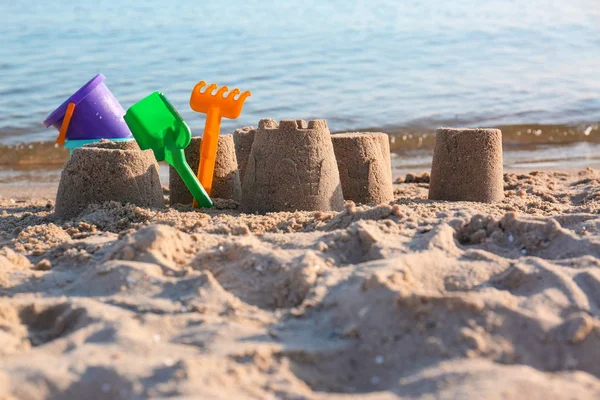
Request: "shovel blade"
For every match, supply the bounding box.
[124,92,188,150]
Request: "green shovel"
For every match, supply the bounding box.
[124,92,213,208]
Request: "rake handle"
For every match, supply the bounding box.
[193,107,221,208]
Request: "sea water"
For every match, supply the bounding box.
[1,0,599,180]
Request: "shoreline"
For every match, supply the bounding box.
[1,121,599,175]
[2,163,600,201]
[4,148,600,195]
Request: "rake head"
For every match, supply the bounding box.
[190,81,251,119]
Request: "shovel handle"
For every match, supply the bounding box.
[170,148,213,208]
[56,102,76,145]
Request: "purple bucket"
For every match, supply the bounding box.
[43,74,132,141]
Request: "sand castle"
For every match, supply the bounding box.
[232,126,256,184]
[242,119,344,213]
[331,132,394,204]
[48,76,507,214]
[54,140,164,219]
[169,134,242,204]
[429,128,504,203]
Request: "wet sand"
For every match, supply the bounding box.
[0,170,599,399]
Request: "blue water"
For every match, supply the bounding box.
[1,0,600,174]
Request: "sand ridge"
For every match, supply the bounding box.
[0,170,599,398]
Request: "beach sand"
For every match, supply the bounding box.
[0,169,599,399]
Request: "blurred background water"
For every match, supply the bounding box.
[1,0,599,184]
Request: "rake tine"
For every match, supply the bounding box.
[193,80,207,93]
[204,83,218,95]
[226,88,240,100]
[238,90,252,102]
[216,86,229,98]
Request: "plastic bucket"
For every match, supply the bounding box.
[43,74,132,141]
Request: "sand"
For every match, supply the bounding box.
[429,128,504,203]
[54,140,164,220]
[242,119,344,213]
[331,132,394,204]
[233,126,256,185]
[0,169,599,399]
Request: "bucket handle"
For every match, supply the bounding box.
[56,102,76,145]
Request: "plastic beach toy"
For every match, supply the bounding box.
[190,81,251,207]
[124,92,213,209]
[43,74,133,152]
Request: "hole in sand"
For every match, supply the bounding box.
[18,303,90,346]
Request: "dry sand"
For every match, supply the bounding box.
[0,169,599,399]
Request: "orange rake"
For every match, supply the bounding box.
[190,81,251,207]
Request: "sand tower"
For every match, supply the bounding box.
[54,140,164,220]
[169,134,242,204]
[242,119,344,213]
[232,126,256,184]
[428,128,504,203]
[331,132,394,204]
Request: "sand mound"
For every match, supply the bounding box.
[105,224,196,273]
[54,140,164,220]
[190,236,323,309]
[0,169,599,398]
[283,248,600,391]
